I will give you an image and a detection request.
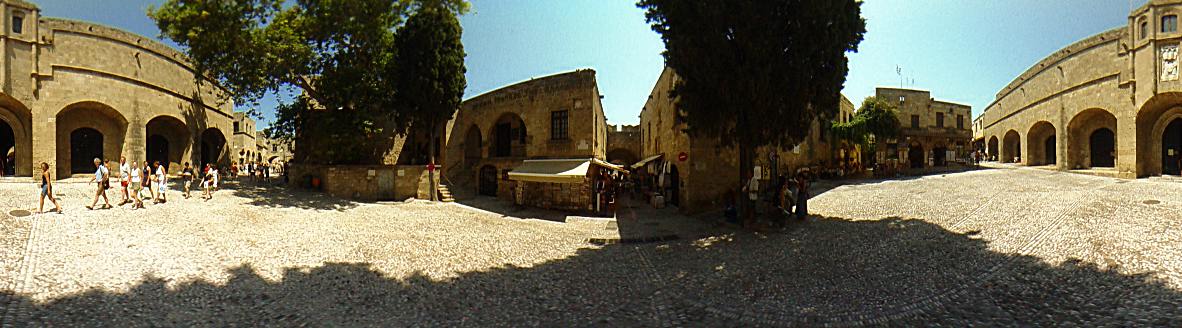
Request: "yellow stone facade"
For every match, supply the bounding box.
[0,0,235,178]
[980,0,1182,178]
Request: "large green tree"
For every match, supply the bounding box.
[394,1,467,201]
[831,96,901,166]
[637,0,866,224]
[149,0,467,165]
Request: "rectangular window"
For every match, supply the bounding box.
[11,16,21,34]
[1163,15,1177,33]
[1142,21,1149,39]
[936,113,945,128]
[233,122,240,133]
[910,115,920,128]
[957,115,964,129]
[551,110,569,140]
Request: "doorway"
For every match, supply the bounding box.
[146,134,169,167]
[1089,128,1115,167]
[1163,119,1182,175]
[0,120,13,176]
[668,164,680,207]
[70,128,103,174]
[1044,135,1057,165]
[932,147,947,166]
[908,144,924,169]
[479,165,498,196]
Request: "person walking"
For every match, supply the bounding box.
[129,163,144,209]
[118,156,131,205]
[86,158,111,210]
[202,164,215,200]
[37,162,62,214]
[181,162,194,199]
[142,161,154,202]
[154,161,168,203]
[794,173,810,221]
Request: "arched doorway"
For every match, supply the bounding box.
[146,116,190,171]
[1002,130,1021,163]
[1162,119,1182,175]
[1068,108,1117,170]
[1044,136,1057,165]
[0,119,13,176]
[1090,128,1116,167]
[479,165,498,196]
[932,145,947,166]
[70,128,103,174]
[200,128,227,167]
[491,113,526,158]
[146,135,169,167]
[56,102,127,176]
[908,143,924,169]
[987,136,999,161]
[464,125,482,167]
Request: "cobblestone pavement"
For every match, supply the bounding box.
[0,168,1181,326]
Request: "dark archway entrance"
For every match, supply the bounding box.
[1090,128,1116,167]
[0,120,13,176]
[1044,136,1057,165]
[908,144,924,169]
[491,113,526,158]
[932,146,947,166]
[987,136,999,161]
[479,165,498,196]
[1163,119,1182,175]
[70,128,103,174]
[146,135,169,167]
[200,129,226,167]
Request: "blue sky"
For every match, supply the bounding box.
[30,0,1145,127]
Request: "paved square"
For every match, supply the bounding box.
[1,167,1181,326]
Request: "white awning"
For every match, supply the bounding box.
[630,154,664,169]
[507,159,589,183]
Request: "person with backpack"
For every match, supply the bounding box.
[86,158,111,210]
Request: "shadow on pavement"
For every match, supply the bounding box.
[1,215,1179,326]
[454,195,611,223]
[226,181,359,211]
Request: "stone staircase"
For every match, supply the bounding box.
[437,184,455,203]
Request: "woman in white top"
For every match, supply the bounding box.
[129,165,144,209]
[154,161,168,203]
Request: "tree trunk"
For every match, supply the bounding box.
[738,140,754,227]
[428,121,439,202]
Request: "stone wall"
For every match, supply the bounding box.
[443,69,607,195]
[288,164,438,201]
[639,67,850,214]
[0,1,236,178]
[516,180,594,212]
[606,124,641,165]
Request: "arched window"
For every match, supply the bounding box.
[1162,15,1177,33]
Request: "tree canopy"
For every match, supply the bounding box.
[638,0,865,223]
[831,96,901,149]
[149,0,468,164]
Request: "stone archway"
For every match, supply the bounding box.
[907,142,924,169]
[146,115,190,172]
[987,136,999,161]
[1137,93,1182,176]
[200,128,228,167]
[1002,130,1021,163]
[1068,108,1117,170]
[0,93,31,176]
[56,102,128,177]
[1027,121,1056,166]
[1164,119,1182,175]
[490,113,526,158]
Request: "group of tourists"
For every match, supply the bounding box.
[36,156,224,214]
[229,161,274,183]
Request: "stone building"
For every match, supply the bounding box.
[979,0,1182,178]
[606,124,640,166]
[0,0,235,178]
[637,67,854,214]
[443,69,608,200]
[229,112,292,166]
[874,87,973,169]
